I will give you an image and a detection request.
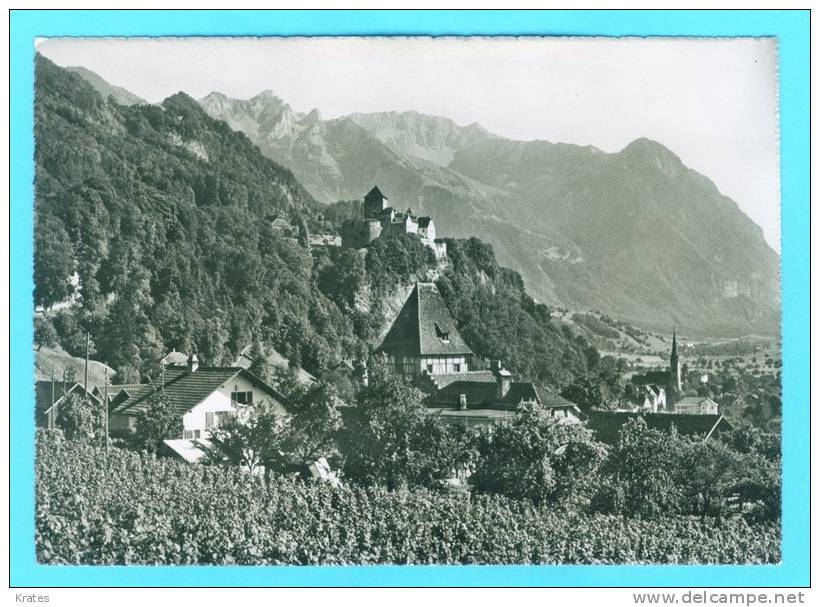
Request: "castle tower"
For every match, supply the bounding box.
[668,328,681,405]
[364,185,389,219]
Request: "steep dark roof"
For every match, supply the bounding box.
[112,367,288,417]
[417,216,432,228]
[379,282,473,357]
[425,380,540,410]
[632,370,671,386]
[538,386,576,408]
[586,411,732,445]
[365,185,386,201]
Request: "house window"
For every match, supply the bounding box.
[232,391,253,405]
[453,363,461,373]
[184,429,201,440]
[434,322,450,343]
[427,364,434,374]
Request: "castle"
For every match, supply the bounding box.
[341,186,447,258]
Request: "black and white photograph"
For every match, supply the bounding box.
[32,35,782,566]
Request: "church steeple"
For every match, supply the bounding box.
[671,327,678,360]
[668,327,681,406]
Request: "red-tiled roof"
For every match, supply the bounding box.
[379,282,473,357]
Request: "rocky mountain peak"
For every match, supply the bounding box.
[620,137,684,178]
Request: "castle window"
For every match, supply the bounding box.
[434,322,450,343]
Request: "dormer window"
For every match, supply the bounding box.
[434,321,450,343]
[231,390,253,406]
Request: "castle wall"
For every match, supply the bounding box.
[341,219,383,249]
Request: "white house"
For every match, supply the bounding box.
[107,352,289,440]
[673,396,720,415]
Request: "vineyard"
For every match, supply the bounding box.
[36,436,781,565]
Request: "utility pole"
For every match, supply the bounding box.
[84,331,90,393]
[49,370,55,430]
[103,365,109,452]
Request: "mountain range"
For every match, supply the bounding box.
[33,55,594,388]
[73,67,781,337]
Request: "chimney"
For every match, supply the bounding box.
[491,360,512,399]
[187,351,199,373]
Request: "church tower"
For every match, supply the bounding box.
[668,328,682,405]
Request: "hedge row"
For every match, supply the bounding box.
[36,437,781,565]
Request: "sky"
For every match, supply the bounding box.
[37,36,780,251]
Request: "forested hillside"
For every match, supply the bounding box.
[33,55,594,389]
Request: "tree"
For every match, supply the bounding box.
[719,419,780,462]
[210,402,291,475]
[470,402,607,507]
[132,390,183,453]
[318,248,366,312]
[603,417,685,518]
[34,316,58,351]
[268,364,308,401]
[561,374,607,411]
[286,381,343,466]
[57,391,100,441]
[677,437,744,518]
[337,371,456,489]
[34,212,75,309]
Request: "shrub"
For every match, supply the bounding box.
[35,433,781,565]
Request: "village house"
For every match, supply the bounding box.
[230,343,317,386]
[379,282,579,427]
[422,361,583,427]
[107,352,289,443]
[378,282,473,375]
[341,186,447,258]
[159,348,188,367]
[265,213,296,238]
[673,395,720,415]
[35,379,102,429]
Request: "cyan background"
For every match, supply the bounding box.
[10,9,810,587]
